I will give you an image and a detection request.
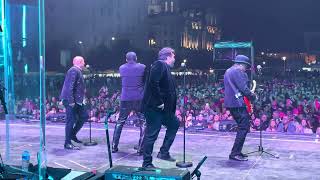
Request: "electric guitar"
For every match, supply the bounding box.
[244,80,256,114]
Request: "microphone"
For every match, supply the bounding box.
[257,65,262,71]
[256,65,262,75]
[85,64,93,72]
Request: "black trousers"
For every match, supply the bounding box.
[64,104,88,144]
[142,109,179,166]
[112,101,145,149]
[228,107,250,156]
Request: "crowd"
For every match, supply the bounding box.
[5,72,320,136]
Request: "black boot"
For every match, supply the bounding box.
[112,144,119,153]
[112,124,123,153]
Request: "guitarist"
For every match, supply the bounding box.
[224,55,257,161]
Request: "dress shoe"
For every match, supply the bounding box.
[229,155,248,161]
[133,145,139,150]
[157,153,176,162]
[71,137,83,144]
[142,163,156,169]
[64,143,80,150]
[240,153,248,158]
[112,145,118,153]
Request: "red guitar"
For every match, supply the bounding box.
[244,80,256,114]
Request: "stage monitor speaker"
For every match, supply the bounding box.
[105,165,190,180]
[219,120,237,132]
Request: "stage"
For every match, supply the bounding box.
[1,121,320,180]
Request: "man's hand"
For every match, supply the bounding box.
[83,98,87,105]
[157,103,164,110]
[252,93,258,101]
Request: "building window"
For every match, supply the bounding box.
[149,38,156,46]
[165,1,168,12]
[170,40,174,46]
[100,8,104,16]
[170,1,174,12]
[164,40,168,46]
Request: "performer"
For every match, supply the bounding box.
[112,52,146,155]
[141,47,179,168]
[224,55,257,161]
[60,56,88,150]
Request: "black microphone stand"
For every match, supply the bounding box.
[104,109,115,168]
[83,119,98,146]
[245,70,279,159]
[176,62,193,168]
[104,93,119,168]
[84,67,98,146]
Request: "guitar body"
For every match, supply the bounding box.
[244,80,256,114]
[244,96,252,114]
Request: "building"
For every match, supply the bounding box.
[145,0,221,51]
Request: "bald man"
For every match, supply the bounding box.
[60,56,88,150]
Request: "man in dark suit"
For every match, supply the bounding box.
[60,56,88,150]
[224,55,257,161]
[141,47,180,168]
[112,52,146,155]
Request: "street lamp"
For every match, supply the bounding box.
[77,41,84,56]
[282,56,287,72]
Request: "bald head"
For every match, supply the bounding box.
[73,56,85,69]
[126,52,137,62]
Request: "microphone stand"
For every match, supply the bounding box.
[245,70,279,159]
[83,66,98,146]
[105,109,115,168]
[104,93,119,168]
[176,62,193,168]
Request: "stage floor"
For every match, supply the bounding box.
[1,121,320,180]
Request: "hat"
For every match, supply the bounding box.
[233,55,251,66]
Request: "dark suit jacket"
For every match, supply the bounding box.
[60,66,85,105]
[224,65,255,108]
[119,61,146,101]
[142,60,177,113]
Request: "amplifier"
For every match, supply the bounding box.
[105,165,190,180]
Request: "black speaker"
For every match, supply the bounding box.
[219,120,237,132]
[105,165,190,180]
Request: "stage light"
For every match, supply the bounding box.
[112,37,116,41]
[24,64,28,74]
[22,5,27,47]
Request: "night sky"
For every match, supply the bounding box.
[215,0,320,52]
